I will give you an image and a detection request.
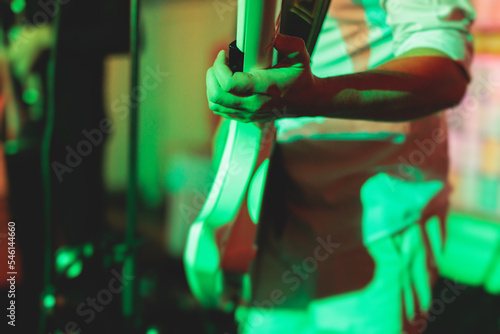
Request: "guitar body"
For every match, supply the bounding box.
[184,0,331,309]
[184,120,275,308]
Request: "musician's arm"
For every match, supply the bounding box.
[207,42,469,123]
[207,0,475,123]
[317,0,474,121]
[304,48,469,122]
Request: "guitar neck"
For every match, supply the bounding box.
[236,0,282,73]
[281,0,331,55]
[234,0,331,72]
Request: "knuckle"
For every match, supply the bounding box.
[233,72,252,91]
[252,96,265,112]
[209,91,223,105]
[208,101,220,112]
[206,67,214,81]
[239,116,250,123]
[221,78,234,92]
[297,38,306,50]
[233,99,242,109]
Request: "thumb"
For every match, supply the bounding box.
[273,34,307,56]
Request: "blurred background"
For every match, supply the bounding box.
[0,0,499,333]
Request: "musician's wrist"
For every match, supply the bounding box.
[298,74,362,119]
[287,74,328,118]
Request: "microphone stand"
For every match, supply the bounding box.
[123,0,140,331]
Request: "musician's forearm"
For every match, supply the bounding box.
[303,50,468,122]
[310,73,460,122]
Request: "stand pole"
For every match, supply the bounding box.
[124,0,140,331]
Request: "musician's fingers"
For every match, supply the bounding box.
[273,36,311,69]
[214,49,291,96]
[212,50,234,92]
[211,103,252,123]
[208,69,274,111]
[210,98,280,123]
[214,70,267,95]
[207,66,225,103]
[208,93,273,114]
[207,67,243,108]
[209,101,239,115]
[212,50,258,94]
[212,56,272,95]
[233,99,287,122]
[274,34,307,55]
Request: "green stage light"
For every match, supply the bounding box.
[43,294,56,309]
[22,88,39,105]
[10,0,25,14]
[66,260,83,279]
[146,326,159,334]
[55,248,77,274]
[8,26,22,42]
[56,247,83,278]
[83,243,94,258]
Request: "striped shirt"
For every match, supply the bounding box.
[272,0,475,247]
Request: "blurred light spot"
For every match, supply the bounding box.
[23,88,39,105]
[10,0,26,14]
[43,294,56,309]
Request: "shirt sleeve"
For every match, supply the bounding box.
[380,0,475,80]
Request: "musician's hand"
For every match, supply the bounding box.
[206,34,319,123]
